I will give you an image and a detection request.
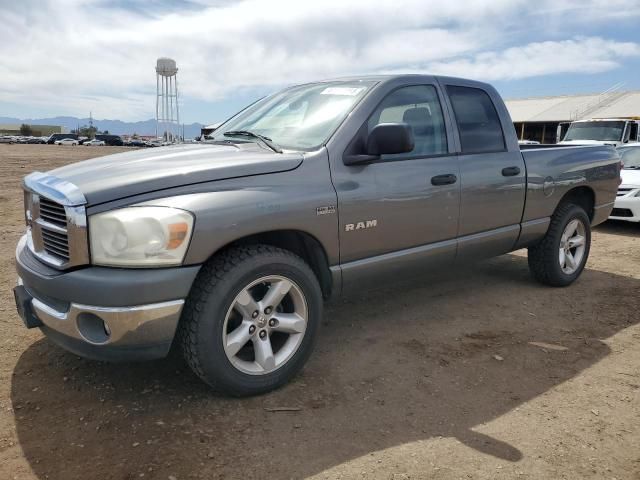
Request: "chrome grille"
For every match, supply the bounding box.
[23,172,89,269]
[37,196,71,263]
[39,197,68,227]
[41,227,70,260]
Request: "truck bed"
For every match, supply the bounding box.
[519,144,619,226]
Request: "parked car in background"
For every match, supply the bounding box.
[145,139,163,147]
[47,133,79,144]
[0,136,15,144]
[610,144,640,222]
[18,136,45,144]
[54,138,79,146]
[14,74,619,396]
[200,122,223,140]
[125,139,146,147]
[95,134,124,146]
[84,139,106,146]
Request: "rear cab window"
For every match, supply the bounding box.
[446,86,506,154]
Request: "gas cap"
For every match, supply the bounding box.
[543,176,555,197]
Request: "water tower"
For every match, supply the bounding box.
[155,58,180,142]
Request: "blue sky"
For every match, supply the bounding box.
[1,0,640,124]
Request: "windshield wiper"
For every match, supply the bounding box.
[207,138,240,148]
[223,130,282,153]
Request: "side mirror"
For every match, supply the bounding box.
[344,123,415,165]
[367,123,415,156]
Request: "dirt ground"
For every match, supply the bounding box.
[0,144,638,480]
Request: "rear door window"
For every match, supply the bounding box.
[446,86,506,154]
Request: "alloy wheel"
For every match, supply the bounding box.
[222,275,308,375]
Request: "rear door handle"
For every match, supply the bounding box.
[431,174,457,186]
[502,166,521,177]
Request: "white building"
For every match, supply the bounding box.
[505,89,640,144]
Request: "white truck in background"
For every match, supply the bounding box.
[558,118,640,147]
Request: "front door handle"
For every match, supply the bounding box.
[431,174,457,186]
[502,166,521,177]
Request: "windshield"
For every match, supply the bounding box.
[618,147,640,169]
[563,121,626,142]
[209,81,375,151]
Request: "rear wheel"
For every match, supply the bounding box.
[179,245,322,396]
[528,203,591,287]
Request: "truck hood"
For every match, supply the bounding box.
[620,169,640,187]
[48,143,303,205]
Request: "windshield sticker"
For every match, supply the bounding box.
[320,87,365,96]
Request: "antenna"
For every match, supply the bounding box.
[155,58,180,143]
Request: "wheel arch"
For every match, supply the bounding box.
[557,186,596,222]
[207,229,334,299]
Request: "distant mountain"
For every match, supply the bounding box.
[0,116,204,139]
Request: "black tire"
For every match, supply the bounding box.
[178,245,322,396]
[528,203,591,287]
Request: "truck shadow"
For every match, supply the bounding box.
[10,255,639,479]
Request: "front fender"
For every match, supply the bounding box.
[135,154,340,267]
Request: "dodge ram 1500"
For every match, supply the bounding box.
[14,75,620,395]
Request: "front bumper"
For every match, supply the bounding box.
[14,235,201,361]
[609,190,640,223]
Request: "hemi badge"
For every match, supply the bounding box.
[316,205,336,216]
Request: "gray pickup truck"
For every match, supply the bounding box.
[14,75,619,395]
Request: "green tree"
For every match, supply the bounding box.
[19,124,33,136]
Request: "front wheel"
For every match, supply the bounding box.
[528,203,591,287]
[179,245,322,396]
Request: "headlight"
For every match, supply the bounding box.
[89,206,194,267]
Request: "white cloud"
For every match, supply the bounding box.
[0,0,639,120]
[426,37,640,81]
